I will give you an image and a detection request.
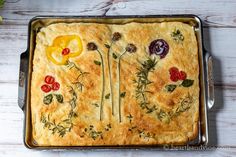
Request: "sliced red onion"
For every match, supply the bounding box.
[149,39,169,59]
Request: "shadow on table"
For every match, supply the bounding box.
[203,23,224,147]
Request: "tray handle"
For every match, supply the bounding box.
[205,52,214,109]
[18,51,28,111]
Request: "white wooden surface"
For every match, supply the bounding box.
[0,0,236,156]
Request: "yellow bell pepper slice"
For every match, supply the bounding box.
[46,35,83,65]
[46,46,69,65]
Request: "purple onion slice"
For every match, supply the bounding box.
[149,39,169,59]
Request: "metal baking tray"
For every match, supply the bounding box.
[18,15,214,150]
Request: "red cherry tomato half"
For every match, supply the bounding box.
[41,84,51,93]
[169,67,179,82]
[44,75,55,84]
[52,82,60,91]
[179,71,187,80]
[62,48,70,55]
[169,67,179,75]
[170,73,179,82]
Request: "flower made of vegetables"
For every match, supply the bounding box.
[149,39,169,59]
[46,35,83,65]
[41,75,60,93]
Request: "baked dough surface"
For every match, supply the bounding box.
[31,22,199,146]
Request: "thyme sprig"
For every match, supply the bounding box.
[172,93,193,117]
[127,125,155,140]
[41,115,74,137]
[84,124,112,140]
[68,86,78,118]
[156,94,193,122]
[84,125,103,140]
[138,129,155,139]
[171,28,184,43]
[105,123,112,131]
[41,86,78,137]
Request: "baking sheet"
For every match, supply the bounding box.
[18,15,214,149]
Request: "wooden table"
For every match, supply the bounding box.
[0,0,235,156]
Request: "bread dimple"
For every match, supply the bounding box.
[31,22,199,146]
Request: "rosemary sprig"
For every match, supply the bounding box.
[66,60,83,73]
[66,60,89,92]
[134,58,158,113]
[118,50,127,122]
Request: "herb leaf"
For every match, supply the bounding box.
[94,60,101,66]
[55,94,63,103]
[105,93,110,99]
[85,125,103,140]
[127,114,133,123]
[105,124,112,131]
[112,53,118,59]
[120,92,126,98]
[181,79,194,87]
[165,84,177,92]
[43,94,53,105]
[91,103,99,107]
[104,44,110,48]
[146,105,157,113]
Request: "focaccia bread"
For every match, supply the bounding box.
[31,22,199,146]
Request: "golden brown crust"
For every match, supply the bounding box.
[31,22,199,146]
